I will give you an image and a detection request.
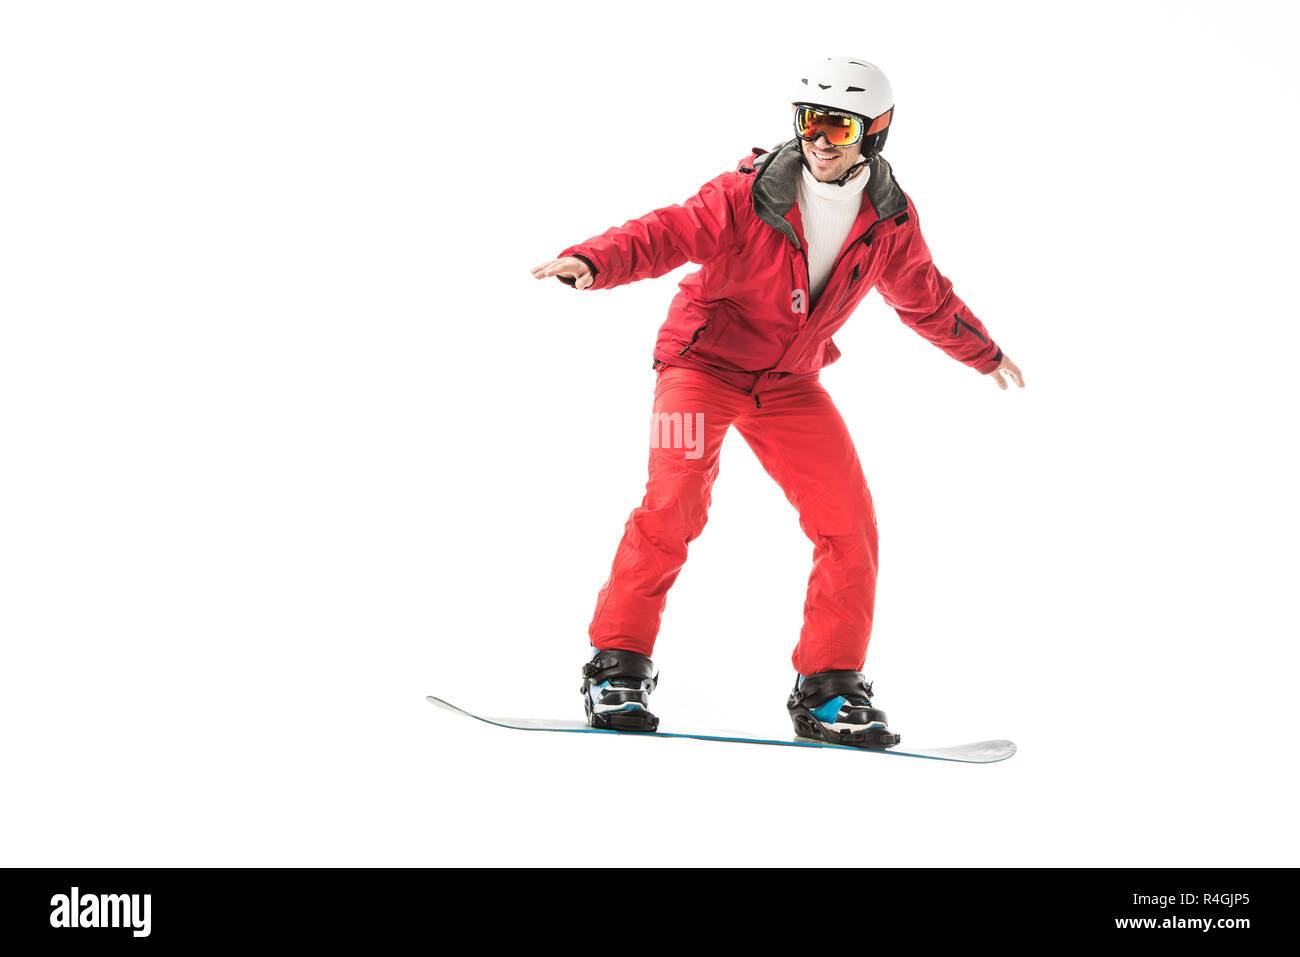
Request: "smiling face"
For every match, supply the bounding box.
[793,105,868,183]
[800,132,865,183]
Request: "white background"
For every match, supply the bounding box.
[2,0,1296,867]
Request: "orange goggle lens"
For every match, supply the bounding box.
[794,106,891,147]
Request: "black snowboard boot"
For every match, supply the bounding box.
[787,670,900,749]
[580,647,659,732]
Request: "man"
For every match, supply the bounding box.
[531,57,1024,749]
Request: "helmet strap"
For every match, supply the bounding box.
[795,145,869,187]
[830,157,870,187]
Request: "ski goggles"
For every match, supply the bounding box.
[793,105,892,147]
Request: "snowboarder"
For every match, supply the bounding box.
[531,57,1024,749]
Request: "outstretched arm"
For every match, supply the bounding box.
[876,201,1019,385]
[532,171,739,291]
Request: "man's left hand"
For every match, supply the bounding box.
[989,353,1025,390]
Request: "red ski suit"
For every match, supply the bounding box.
[557,139,1001,674]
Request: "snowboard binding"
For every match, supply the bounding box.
[787,670,900,750]
[580,648,660,732]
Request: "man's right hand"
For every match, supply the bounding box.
[531,257,593,290]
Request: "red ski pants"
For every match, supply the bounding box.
[589,365,879,674]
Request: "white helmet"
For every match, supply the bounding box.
[792,57,894,163]
[794,57,893,120]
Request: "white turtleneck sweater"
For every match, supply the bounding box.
[796,161,871,306]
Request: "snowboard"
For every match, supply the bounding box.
[427,695,1016,764]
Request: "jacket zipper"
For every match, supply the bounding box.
[759,243,813,410]
[953,314,989,343]
[798,247,812,325]
[677,323,708,356]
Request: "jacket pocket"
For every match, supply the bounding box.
[833,264,862,314]
[676,322,710,356]
[953,312,989,343]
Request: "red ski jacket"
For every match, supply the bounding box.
[557,138,1002,398]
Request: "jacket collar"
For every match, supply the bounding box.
[751,138,908,250]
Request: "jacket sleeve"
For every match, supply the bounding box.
[555,171,739,291]
[875,199,1003,374]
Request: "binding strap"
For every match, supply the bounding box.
[788,670,873,709]
[581,649,658,693]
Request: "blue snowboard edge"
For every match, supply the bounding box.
[427,695,1016,764]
